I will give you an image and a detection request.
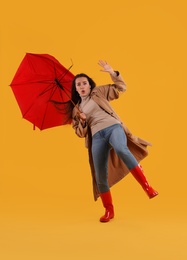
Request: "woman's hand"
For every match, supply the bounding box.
[98,60,116,76]
[77,112,87,127]
[78,112,86,121]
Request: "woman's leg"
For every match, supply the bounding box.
[109,124,158,198]
[99,190,114,222]
[92,132,114,222]
[130,165,158,198]
[92,132,110,193]
[109,124,138,170]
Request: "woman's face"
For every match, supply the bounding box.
[75,77,91,97]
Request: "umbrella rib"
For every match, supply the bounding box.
[38,83,57,96]
[21,82,55,119]
[40,82,71,129]
[40,84,59,129]
[58,63,73,82]
[11,79,56,86]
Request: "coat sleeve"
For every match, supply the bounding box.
[94,73,126,102]
[72,107,88,138]
[110,72,126,93]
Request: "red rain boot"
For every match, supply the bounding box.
[130,165,158,199]
[99,191,114,222]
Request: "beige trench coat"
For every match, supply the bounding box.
[72,74,152,201]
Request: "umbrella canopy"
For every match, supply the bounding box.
[10,53,75,130]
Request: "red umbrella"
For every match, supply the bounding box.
[10,53,76,130]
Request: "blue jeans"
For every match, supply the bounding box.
[91,124,138,193]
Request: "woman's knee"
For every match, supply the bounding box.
[115,147,130,157]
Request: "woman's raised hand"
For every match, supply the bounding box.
[98,60,115,75]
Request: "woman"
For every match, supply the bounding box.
[71,60,158,222]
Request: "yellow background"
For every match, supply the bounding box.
[1,0,187,259]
